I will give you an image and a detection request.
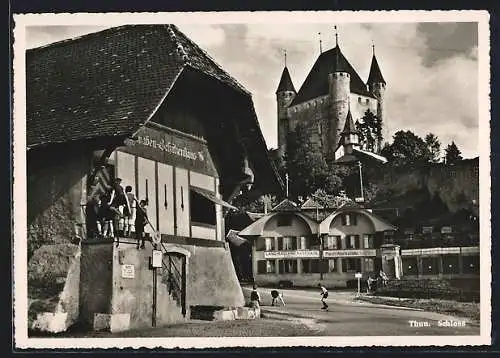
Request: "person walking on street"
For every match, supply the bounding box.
[318,283,329,310]
[270,289,286,306]
[250,284,261,307]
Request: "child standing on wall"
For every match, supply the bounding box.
[124,185,137,238]
[135,200,148,249]
[99,193,114,239]
[107,178,131,238]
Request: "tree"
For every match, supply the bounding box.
[425,133,441,163]
[356,110,382,153]
[380,130,429,166]
[445,141,463,165]
[285,120,344,198]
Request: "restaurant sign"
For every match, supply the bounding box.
[121,124,217,176]
[264,250,320,259]
[323,249,377,258]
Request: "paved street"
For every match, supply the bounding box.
[243,287,480,336]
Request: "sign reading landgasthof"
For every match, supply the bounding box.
[264,250,320,259]
[323,249,377,258]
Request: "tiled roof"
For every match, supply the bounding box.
[367,54,386,85]
[276,66,296,93]
[270,198,301,212]
[334,147,387,164]
[26,25,249,149]
[290,45,374,106]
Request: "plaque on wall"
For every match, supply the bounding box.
[121,264,135,279]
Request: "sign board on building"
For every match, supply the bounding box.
[401,246,479,256]
[152,250,163,268]
[441,226,453,234]
[404,228,414,235]
[323,249,377,258]
[264,250,320,259]
[121,264,135,279]
[120,125,217,176]
[422,226,434,234]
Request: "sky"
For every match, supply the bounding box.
[25,21,480,159]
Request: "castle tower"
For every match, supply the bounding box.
[276,61,296,158]
[339,109,360,155]
[367,45,387,152]
[328,39,351,157]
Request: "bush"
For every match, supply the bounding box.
[375,278,479,302]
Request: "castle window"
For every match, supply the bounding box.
[358,97,362,103]
[366,99,369,104]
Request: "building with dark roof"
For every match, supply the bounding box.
[276,38,387,159]
[26,24,282,333]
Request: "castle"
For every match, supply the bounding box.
[276,36,387,161]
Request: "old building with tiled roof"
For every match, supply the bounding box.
[276,37,387,160]
[26,24,283,333]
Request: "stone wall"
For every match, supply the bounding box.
[27,146,90,259]
[79,239,244,331]
[79,242,114,328]
[27,145,91,333]
[184,244,245,307]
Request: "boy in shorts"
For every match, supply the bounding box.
[124,185,137,237]
[135,200,148,249]
[318,283,329,310]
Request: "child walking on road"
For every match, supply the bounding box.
[318,284,329,310]
[270,289,286,306]
[250,284,261,307]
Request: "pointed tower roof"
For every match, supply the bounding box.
[367,52,386,85]
[291,45,374,106]
[276,66,296,94]
[341,110,359,134]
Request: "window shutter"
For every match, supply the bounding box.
[352,214,357,226]
[341,214,346,226]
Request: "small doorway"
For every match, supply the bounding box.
[163,252,187,317]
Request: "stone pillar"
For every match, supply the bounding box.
[438,255,444,276]
[458,250,464,274]
[336,258,343,273]
[274,237,279,251]
[417,256,423,278]
[297,259,302,274]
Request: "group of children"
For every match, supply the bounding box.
[250,284,329,310]
[86,178,150,249]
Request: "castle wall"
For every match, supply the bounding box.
[349,93,379,123]
[287,96,331,155]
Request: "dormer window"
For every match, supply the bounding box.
[341,213,357,226]
[277,215,292,227]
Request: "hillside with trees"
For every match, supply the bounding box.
[235,112,478,238]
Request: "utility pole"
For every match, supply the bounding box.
[285,173,289,198]
[358,161,364,202]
